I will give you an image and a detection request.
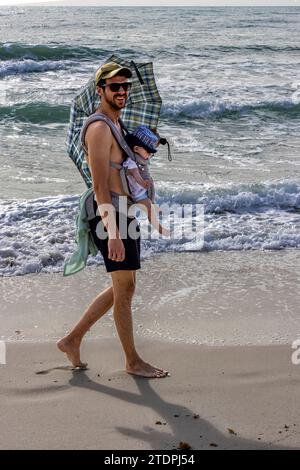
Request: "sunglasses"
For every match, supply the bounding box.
[101,82,132,92]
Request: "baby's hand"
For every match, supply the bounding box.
[142,179,151,189]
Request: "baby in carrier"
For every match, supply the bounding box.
[123,126,169,236]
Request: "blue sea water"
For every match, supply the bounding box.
[0,5,300,276]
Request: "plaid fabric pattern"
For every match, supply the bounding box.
[66,55,162,188]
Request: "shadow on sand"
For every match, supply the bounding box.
[56,369,297,450]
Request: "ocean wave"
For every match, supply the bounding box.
[3,97,299,127]
[3,97,299,126]
[162,98,300,120]
[0,102,70,124]
[0,43,139,62]
[157,180,300,213]
[0,181,299,276]
[208,44,300,53]
[0,43,106,61]
[185,44,300,58]
[0,59,68,78]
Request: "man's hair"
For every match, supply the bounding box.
[98,78,106,87]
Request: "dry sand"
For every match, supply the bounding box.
[1,340,300,450]
[1,251,300,449]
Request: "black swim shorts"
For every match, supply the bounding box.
[88,197,141,273]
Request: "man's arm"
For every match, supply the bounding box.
[85,121,125,261]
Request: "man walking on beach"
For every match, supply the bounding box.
[57,62,168,378]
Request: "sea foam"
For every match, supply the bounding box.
[0,181,299,276]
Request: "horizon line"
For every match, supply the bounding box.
[1,2,299,6]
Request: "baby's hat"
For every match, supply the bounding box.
[125,126,159,153]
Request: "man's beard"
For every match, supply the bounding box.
[108,95,127,110]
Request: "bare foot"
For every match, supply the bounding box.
[160,227,170,237]
[126,359,169,378]
[56,337,87,369]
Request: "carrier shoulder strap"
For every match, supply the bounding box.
[80,113,134,197]
[80,113,136,164]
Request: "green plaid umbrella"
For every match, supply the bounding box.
[66,54,162,188]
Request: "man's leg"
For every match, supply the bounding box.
[111,269,168,378]
[57,285,114,367]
